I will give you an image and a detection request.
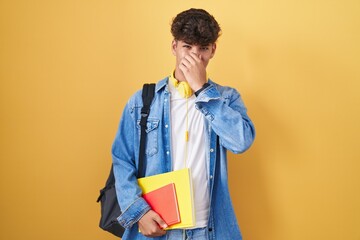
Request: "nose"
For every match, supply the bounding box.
[191,46,200,56]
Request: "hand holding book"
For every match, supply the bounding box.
[138,210,167,238]
[138,168,195,231]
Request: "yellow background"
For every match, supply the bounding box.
[1,0,359,239]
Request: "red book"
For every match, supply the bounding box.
[142,183,181,226]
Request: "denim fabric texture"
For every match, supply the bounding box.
[166,227,208,240]
[112,77,255,240]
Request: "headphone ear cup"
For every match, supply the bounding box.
[177,81,192,98]
[169,73,193,98]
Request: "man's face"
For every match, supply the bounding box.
[171,40,216,69]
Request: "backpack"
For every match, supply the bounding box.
[96,83,156,237]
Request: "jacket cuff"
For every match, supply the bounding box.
[117,197,151,228]
[195,84,221,103]
[195,83,211,97]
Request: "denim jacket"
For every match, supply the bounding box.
[112,77,255,240]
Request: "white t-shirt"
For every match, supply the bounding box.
[168,82,210,228]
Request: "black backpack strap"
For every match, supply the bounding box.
[96,83,155,238]
[138,83,156,178]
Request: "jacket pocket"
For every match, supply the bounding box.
[136,118,159,157]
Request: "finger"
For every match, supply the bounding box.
[190,52,201,62]
[179,64,189,75]
[153,214,168,229]
[180,58,191,68]
[184,54,196,65]
[139,220,166,237]
[141,225,166,237]
[148,222,166,237]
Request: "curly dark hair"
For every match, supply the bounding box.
[171,8,221,45]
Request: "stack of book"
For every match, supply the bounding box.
[138,168,195,229]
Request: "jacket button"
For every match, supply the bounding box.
[210,148,214,152]
[208,228,212,232]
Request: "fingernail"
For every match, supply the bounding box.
[162,224,168,228]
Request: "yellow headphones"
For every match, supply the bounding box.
[169,71,193,98]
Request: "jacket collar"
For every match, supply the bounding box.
[155,77,168,93]
[155,76,215,93]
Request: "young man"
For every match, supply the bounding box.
[112,8,255,240]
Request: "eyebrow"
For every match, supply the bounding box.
[183,42,210,47]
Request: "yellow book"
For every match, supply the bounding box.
[137,168,195,230]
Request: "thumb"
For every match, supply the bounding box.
[152,213,168,229]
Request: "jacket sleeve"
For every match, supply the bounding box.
[111,102,151,228]
[195,84,255,153]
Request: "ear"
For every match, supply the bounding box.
[210,43,217,59]
[171,40,177,56]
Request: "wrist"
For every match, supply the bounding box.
[192,81,206,92]
[195,82,210,97]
